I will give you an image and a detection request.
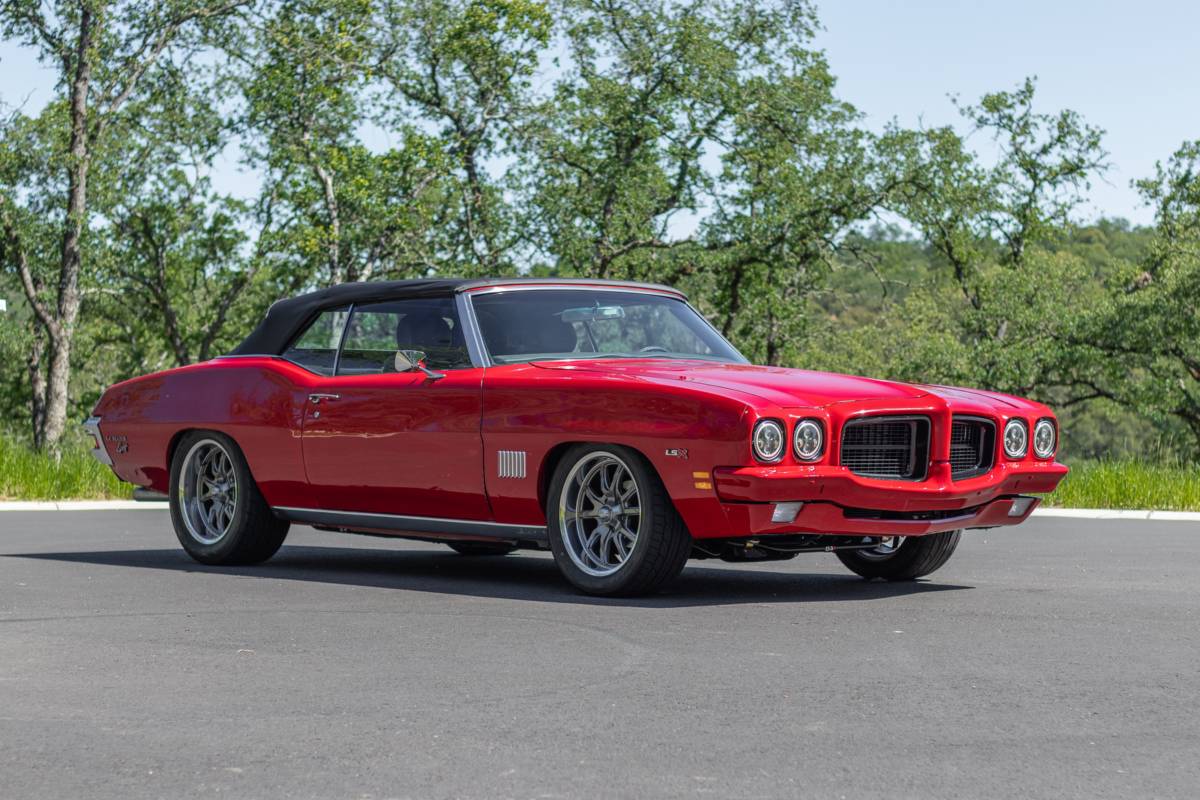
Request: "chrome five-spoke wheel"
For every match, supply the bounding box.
[547,444,692,596]
[178,438,239,545]
[559,452,642,577]
[169,431,289,565]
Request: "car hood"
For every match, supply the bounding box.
[530,359,930,408]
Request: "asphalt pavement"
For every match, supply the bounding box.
[1,511,1197,799]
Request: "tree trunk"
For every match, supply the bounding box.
[39,6,94,449]
[41,336,75,448]
[312,161,342,283]
[27,329,47,450]
[721,264,744,338]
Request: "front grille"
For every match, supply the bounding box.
[840,416,930,481]
[950,416,995,480]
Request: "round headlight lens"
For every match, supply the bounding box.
[1003,419,1029,458]
[793,419,824,461]
[1033,418,1056,459]
[752,419,785,462]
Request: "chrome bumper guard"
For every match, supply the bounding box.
[82,416,112,465]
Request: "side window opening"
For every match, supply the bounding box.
[281,306,350,376]
[337,297,472,375]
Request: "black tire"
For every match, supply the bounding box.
[169,431,289,565]
[446,541,518,556]
[836,530,961,580]
[546,444,691,596]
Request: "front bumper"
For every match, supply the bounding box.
[718,494,1040,538]
[714,460,1067,510]
[705,460,1067,538]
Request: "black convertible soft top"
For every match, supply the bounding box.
[228,277,685,356]
[229,279,467,356]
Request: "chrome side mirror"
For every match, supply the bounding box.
[394,350,445,381]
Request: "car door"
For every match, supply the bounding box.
[296,297,490,520]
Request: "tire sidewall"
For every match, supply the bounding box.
[838,530,960,580]
[546,444,662,594]
[169,431,257,564]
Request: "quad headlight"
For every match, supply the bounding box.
[1033,418,1057,459]
[1003,418,1029,458]
[793,419,825,461]
[752,419,786,463]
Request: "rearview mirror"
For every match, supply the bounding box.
[561,305,626,323]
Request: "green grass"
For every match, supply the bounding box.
[1044,459,1200,511]
[1,433,1197,510]
[0,433,128,501]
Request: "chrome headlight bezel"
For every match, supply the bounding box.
[1003,418,1029,459]
[792,418,825,462]
[752,419,786,463]
[1033,418,1057,459]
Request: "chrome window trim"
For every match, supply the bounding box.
[273,506,548,541]
[457,279,687,298]
[332,302,354,377]
[463,285,748,368]
[455,292,490,368]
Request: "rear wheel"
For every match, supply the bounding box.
[446,541,518,556]
[836,531,961,580]
[169,431,289,565]
[546,445,691,596]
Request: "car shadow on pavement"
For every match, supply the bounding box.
[7,544,972,607]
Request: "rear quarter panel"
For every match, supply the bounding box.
[93,358,316,506]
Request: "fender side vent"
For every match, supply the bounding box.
[498,450,527,479]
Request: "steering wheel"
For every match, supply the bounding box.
[638,345,670,354]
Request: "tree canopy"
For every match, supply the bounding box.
[0,0,1197,461]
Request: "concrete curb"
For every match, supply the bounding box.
[1031,507,1200,522]
[0,500,1197,521]
[0,500,169,511]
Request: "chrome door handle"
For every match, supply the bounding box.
[308,393,340,404]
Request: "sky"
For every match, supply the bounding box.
[1,1,1198,226]
[812,0,1200,225]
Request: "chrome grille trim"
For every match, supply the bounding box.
[839,415,930,481]
[498,449,527,479]
[950,415,996,480]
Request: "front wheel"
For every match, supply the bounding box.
[546,445,691,596]
[836,531,961,580]
[169,431,289,565]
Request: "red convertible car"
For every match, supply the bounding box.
[86,278,1068,595]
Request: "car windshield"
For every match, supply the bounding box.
[470,289,746,365]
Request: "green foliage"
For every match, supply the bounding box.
[1045,460,1200,511]
[0,431,127,500]
[1065,142,1200,445]
[0,0,1198,470]
[377,0,552,273]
